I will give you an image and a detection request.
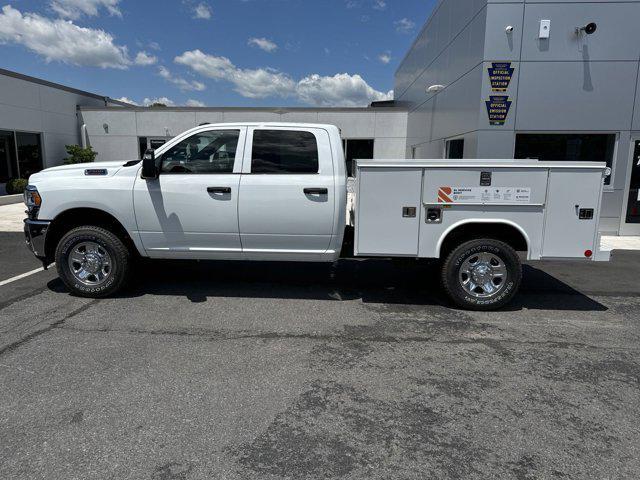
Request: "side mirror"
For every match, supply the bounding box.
[141,149,158,179]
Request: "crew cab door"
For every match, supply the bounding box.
[238,127,335,256]
[133,127,246,258]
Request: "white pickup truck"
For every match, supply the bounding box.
[24,122,610,310]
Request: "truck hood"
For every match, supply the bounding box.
[29,160,139,183]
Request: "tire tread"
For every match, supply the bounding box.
[55,225,130,298]
[441,238,522,311]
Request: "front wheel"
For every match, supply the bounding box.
[441,238,522,311]
[55,226,131,298]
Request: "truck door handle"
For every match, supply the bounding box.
[207,187,231,194]
[304,188,328,195]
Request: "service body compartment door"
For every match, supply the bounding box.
[419,168,548,259]
[542,168,603,258]
[355,167,422,256]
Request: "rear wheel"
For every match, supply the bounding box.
[441,238,521,310]
[55,226,131,298]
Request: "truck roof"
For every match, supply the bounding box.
[193,122,340,129]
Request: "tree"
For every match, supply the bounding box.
[63,145,98,164]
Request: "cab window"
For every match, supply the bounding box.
[160,130,240,174]
[251,130,319,174]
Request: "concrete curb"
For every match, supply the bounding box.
[0,194,22,206]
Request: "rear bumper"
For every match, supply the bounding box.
[24,219,50,259]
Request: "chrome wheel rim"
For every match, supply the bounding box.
[458,252,507,299]
[67,241,113,287]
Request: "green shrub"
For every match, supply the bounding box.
[6,178,28,194]
[63,145,98,164]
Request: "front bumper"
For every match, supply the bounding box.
[24,219,50,259]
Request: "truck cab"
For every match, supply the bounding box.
[134,123,347,262]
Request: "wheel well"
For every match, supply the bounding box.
[45,208,137,261]
[439,223,528,258]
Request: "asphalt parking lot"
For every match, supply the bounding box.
[1,229,640,479]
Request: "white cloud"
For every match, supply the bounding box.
[193,2,211,19]
[134,51,157,66]
[175,49,295,99]
[0,5,130,68]
[175,49,392,107]
[143,97,175,106]
[247,37,278,53]
[50,0,121,20]
[158,66,206,91]
[378,52,391,64]
[117,97,206,107]
[297,73,392,107]
[373,0,386,10]
[394,18,415,34]
[115,96,139,105]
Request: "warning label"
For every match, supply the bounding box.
[438,187,531,204]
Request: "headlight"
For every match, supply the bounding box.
[24,185,41,218]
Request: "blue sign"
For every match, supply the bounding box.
[488,62,514,92]
[485,96,512,126]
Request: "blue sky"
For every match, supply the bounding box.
[0,0,436,107]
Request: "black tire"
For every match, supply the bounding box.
[55,226,131,298]
[441,238,522,311]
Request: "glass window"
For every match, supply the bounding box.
[15,132,43,179]
[515,134,616,185]
[0,131,17,182]
[446,139,464,159]
[138,137,148,159]
[252,130,319,174]
[344,139,374,177]
[160,130,240,174]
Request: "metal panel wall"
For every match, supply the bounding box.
[0,71,106,169]
[396,0,640,233]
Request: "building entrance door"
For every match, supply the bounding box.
[621,139,640,234]
[0,131,17,183]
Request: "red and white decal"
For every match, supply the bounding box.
[438,186,453,203]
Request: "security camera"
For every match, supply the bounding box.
[576,22,597,35]
[505,25,514,34]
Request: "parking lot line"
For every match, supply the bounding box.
[0,265,53,287]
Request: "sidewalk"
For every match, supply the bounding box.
[0,203,26,232]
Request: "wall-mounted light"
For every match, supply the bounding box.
[576,22,597,36]
[427,84,445,94]
[505,25,514,34]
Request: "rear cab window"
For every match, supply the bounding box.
[251,130,319,174]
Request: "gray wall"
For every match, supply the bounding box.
[395,0,640,234]
[0,71,115,170]
[79,107,409,162]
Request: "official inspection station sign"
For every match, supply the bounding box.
[488,62,514,92]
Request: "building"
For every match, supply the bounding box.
[0,68,127,192]
[2,0,640,234]
[394,0,640,235]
